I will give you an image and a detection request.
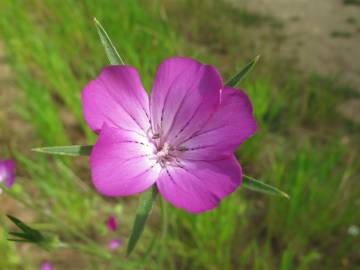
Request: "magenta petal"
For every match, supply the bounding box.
[106,215,118,232]
[156,155,242,213]
[108,238,122,251]
[0,159,16,188]
[90,124,161,196]
[179,87,257,160]
[41,261,53,270]
[150,57,222,144]
[82,65,150,134]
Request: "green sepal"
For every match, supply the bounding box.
[94,18,125,65]
[225,55,260,87]
[242,175,290,199]
[127,185,158,255]
[32,145,93,156]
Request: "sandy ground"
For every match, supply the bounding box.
[242,0,360,90]
[235,0,360,122]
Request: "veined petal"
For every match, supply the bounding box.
[0,159,16,188]
[82,66,151,134]
[150,57,222,144]
[156,155,242,213]
[179,87,256,160]
[90,124,161,196]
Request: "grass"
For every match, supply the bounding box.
[343,0,360,6]
[345,17,357,25]
[330,30,353,39]
[0,0,359,269]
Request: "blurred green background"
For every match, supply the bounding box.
[0,0,359,269]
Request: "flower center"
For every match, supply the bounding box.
[155,142,173,167]
[156,142,170,158]
[147,129,188,168]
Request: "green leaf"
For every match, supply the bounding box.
[7,215,59,251]
[7,215,34,234]
[7,215,44,243]
[127,185,158,255]
[9,232,27,238]
[242,175,290,199]
[7,239,29,242]
[94,18,125,65]
[32,145,93,156]
[225,55,260,87]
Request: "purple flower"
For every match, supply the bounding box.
[0,159,16,189]
[82,57,256,213]
[108,238,122,251]
[41,261,53,270]
[106,215,118,232]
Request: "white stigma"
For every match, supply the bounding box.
[156,142,171,159]
[155,142,174,167]
[147,128,186,168]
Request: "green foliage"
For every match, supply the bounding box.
[343,0,360,6]
[330,30,353,39]
[127,186,158,255]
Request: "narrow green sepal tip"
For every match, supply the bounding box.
[225,55,260,87]
[32,145,93,156]
[242,175,290,199]
[94,17,125,65]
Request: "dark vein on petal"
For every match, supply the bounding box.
[187,145,215,150]
[159,66,200,138]
[164,167,196,197]
[176,163,220,201]
[178,124,228,145]
[161,67,202,141]
[121,69,151,123]
[108,162,158,185]
[99,77,148,133]
[105,116,148,138]
[159,71,184,133]
[122,140,153,148]
[122,154,151,163]
[171,98,205,141]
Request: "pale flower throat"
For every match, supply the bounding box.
[146,129,188,168]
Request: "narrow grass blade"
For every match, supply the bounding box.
[7,215,33,234]
[127,185,158,255]
[7,239,29,242]
[32,145,93,156]
[225,55,260,87]
[94,18,125,65]
[9,232,27,238]
[243,175,290,199]
[7,215,44,242]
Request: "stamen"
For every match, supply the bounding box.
[152,133,160,139]
[176,146,188,152]
[156,143,170,158]
[146,127,153,139]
